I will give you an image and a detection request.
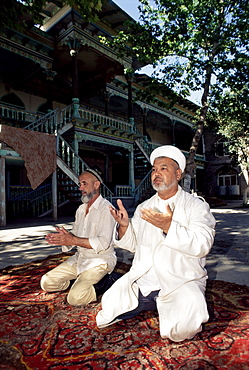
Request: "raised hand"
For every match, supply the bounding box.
[109,199,129,227]
[109,199,129,239]
[140,203,173,234]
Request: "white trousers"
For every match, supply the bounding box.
[157,280,209,342]
[97,278,209,342]
[40,262,110,306]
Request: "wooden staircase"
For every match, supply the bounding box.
[57,169,81,204]
[19,105,155,217]
[134,144,150,179]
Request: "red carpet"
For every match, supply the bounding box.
[0,253,248,369]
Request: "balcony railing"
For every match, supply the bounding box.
[57,134,114,202]
[8,184,52,218]
[24,105,73,133]
[0,104,42,126]
[77,107,135,135]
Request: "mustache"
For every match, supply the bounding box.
[153,176,163,182]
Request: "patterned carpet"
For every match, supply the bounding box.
[0,253,248,370]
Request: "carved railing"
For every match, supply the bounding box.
[0,103,41,125]
[8,184,52,217]
[78,107,134,135]
[23,105,74,133]
[57,134,114,202]
[133,170,152,203]
[115,185,132,197]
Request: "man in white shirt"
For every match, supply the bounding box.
[40,169,117,306]
[96,145,216,342]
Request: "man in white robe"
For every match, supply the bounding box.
[96,145,216,342]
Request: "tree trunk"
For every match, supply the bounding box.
[183,64,212,192]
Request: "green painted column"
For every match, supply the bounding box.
[129,149,135,193]
[52,169,57,222]
[0,156,6,226]
[72,134,79,175]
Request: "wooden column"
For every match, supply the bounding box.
[142,107,149,136]
[125,71,134,125]
[129,149,135,193]
[104,90,111,116]
[44,69,57,111]
[52,169,57,222]
[0,156,6,226]
[68,39,81,99]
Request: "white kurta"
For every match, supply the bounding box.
[62,195,117,275]
[96,186,216,341]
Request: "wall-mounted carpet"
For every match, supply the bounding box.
[0,253,248,369]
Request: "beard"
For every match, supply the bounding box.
[152,177,177,192]
[81,188,98,203]
[152,182,170,192]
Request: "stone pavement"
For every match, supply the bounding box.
[0,203,248,287]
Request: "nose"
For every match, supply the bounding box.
[152,168,161,176]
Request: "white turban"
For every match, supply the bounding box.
[150,145,186,173]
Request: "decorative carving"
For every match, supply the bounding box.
[67,38,81,56]
[58,30,131,69]
[0,37,53,69]
[43,69,57,81]
[76,132,133,151]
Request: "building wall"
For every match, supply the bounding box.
[203,129,247,199]
[0,85,69,112]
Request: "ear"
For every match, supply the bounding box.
[176,168,182,181]
[94,180,101,190]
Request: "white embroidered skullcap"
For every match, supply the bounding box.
[85,168,103,183]
[150,145,186,172]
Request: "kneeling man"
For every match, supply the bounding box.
[96,146,216,342]
[41,169,116,306]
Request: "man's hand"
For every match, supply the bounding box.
[45,226,74,246]
[109,199,129,226]
[109,199,129,239]
[140,204,173,234]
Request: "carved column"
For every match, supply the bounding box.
[68,38,81,117]
[52,169,57,222]
[125,71,134,126]
[129,149,135,193]
[142,107,149,136]
[44,69,57,111]
[103,89,111,116]
[0,156,6,226]
[171,118,176,145]
[72,134,79,175]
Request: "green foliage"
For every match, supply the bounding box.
[66,0,103,21]
[110,0,249,102]
[106,0,249,175]
[0,0,104,30]
[208,87,249,169]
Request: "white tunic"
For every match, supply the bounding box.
[62,195,116,275]
[96,186,216,341]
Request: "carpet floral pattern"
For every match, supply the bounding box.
[0,253,248,370]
